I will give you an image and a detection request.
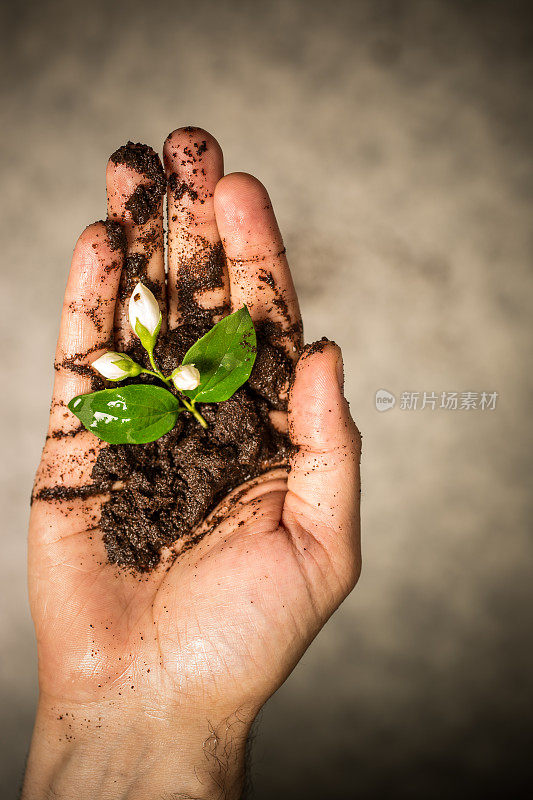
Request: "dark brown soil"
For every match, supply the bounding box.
[168,171,198,203]
[103,219,128,253]
[91,327,293,572]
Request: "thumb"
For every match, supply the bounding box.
[284,339,362,590]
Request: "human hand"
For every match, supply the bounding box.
[24,128,361,799]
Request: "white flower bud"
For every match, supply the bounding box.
[171,364,201,392]
[128,282,161,339]
[92,351,140,381]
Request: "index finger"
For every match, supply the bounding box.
[50,220,125,435]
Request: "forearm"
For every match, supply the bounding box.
[22,696,252,800]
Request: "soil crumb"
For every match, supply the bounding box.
[91,327,294,572]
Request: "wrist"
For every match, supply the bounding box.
[23,695,253,800]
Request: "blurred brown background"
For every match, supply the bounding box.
[1,0,532,796]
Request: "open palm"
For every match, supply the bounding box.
[29,128,361,765]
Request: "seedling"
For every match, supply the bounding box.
[68,283,257,444]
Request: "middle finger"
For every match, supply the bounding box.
[163,127,230,330]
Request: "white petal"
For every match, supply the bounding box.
[172,364,201,391]
[128,282,161,337]
[92,352,129,380]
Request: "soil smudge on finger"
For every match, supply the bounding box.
[103,219,127,253]
[110,141,166,225]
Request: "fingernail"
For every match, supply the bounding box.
[335,352,345,393]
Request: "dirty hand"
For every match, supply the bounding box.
[24,128,361,800]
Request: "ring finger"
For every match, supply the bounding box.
[106,141,166,349]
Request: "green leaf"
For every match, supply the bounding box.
[68,384,182,444]
[181,306,257,403]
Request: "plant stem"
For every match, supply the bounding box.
[141,361,208,429]
[140,368,166,382]
[145,352,173,388]
[179,397,208,429]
